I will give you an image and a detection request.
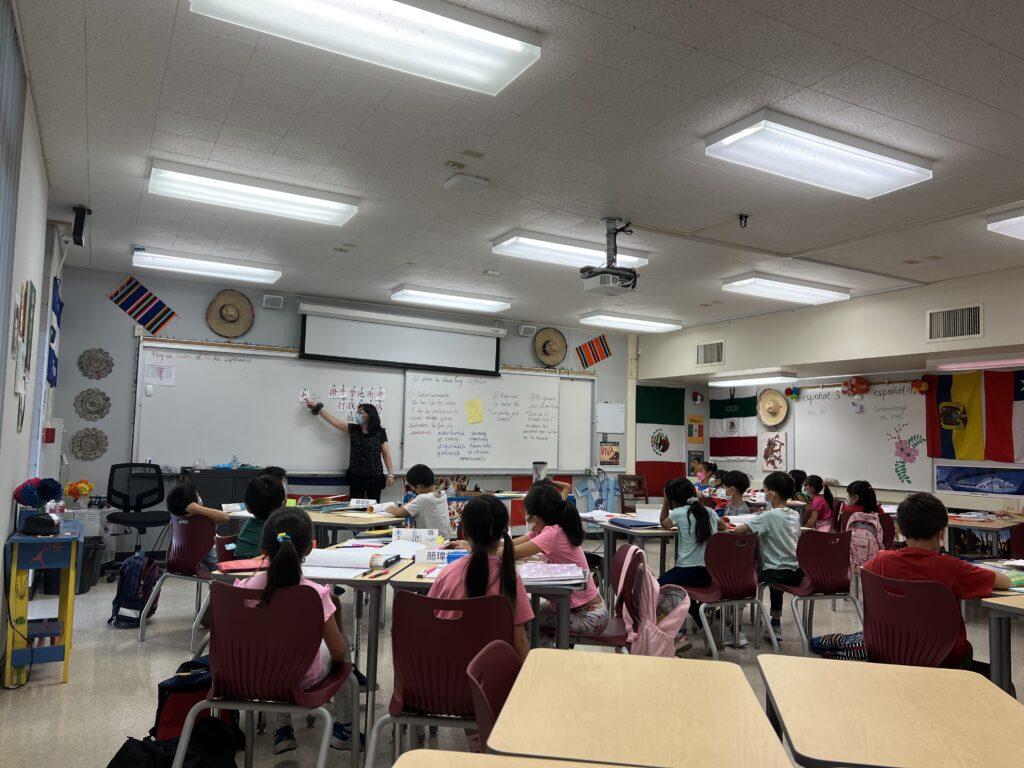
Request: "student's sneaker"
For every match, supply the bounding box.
[273,726,297,755]
[330,722,365,752]
[762,620,782,642]
[723,628,749,648]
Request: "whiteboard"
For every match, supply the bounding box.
[794,382,932,491]
[559,378,594,471]
[404,371,569,472]
[134,343,404,473]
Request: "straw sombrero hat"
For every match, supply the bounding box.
[534,327,567,367]
[206,289,254,339]
[758,388,789,427]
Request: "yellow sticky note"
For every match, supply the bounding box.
[466,398,484,424]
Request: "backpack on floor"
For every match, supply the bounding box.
[848,512,883,570]
[152,657,237,741]
[618,545,691,657]
[106,717,240,768]
[108,551,162,629]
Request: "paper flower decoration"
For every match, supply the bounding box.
[841,377,870,396]
[911,378,929,394]
[14,476,62,507]
[785,387,800,401]
[65,478,95,501]
[691,391,704,403]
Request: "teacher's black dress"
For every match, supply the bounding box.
[346,425,388,500]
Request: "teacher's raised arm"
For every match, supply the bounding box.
[303,396,350,432]
[306,398,394,500]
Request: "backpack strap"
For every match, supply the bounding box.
[615,544,641,615]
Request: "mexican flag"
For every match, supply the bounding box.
[635,385,685,496]
[710,387,757,460]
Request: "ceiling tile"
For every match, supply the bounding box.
[245,36,333,89]
[234,76,313,113]
[158,85,232,122]
[154,109,223,142]
[521,89,604,129]
[561,65,645,108]
[223,101,296,136]
[87,67,162,108]
[209,143,273,171]
[811,59,912,102]
[598,28,689,79]
[274,137,336,165]
[215,124,283,154]
[820,0,939,55]
[379,82,461,121]
[86,94,157,129]
[169,27,255,74]
[149,131,215,161]
[164,57,243,100]
[316,66,400,108]
[654,49,751,97]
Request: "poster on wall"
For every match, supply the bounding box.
[935,465,1024,496]
[687,414,704,444]
[599,441,620,466]
[760,431,788,472]
[23,280,35,373]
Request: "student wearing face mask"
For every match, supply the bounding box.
[303,399,395,501]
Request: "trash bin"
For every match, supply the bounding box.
[78,536,106,594]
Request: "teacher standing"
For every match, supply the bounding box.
[304,399,395,500]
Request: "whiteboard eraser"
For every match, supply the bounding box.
[145,384,154,397]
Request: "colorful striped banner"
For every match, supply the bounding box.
[107,276,177,335]
[575,334,612,368]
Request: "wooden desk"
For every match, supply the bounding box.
[759,654,1024,767]
[393,752,618,768]
[489,649,790,768]
[982,592,1024,694]
[389,562,584,650]
[596,520,675,601]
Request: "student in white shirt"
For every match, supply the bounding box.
[385,463,452,538]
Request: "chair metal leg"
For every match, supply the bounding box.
[257,710,266,735]
[849,594,864,625]
[364,714,395,768]
[194,581,203,615]
[755,600,779,654]
[191,590,210,653]
[171,699,213,768]
[244,709,255,768]
[191,633,209,660]
[754,584,767,650]
[699,603,718,661]
[139,572,168,642]
[791,596,811,656]
[313,705,334,768]
[350,669,361,768]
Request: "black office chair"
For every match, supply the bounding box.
[106,463,169,553]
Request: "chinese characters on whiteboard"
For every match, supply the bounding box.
[329,384,386,423]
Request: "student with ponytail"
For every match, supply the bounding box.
[803,474,836,531]
[428,495,533,660]
[233,508,361,755]
[511,482,608,635]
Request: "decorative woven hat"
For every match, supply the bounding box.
[534,327,567,366]
[757,388,789,427]
[206,289,254,338]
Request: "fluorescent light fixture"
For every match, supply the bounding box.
[132,248,282,284]
[931,356,1024,371]
[722,272,850,305]
[147,160,358,226]
[705,109,932,199]
[189,0,541,96]
[579,312,681,334]
[390,284,511,313]
[709,371,798,388]
[986,208,1024,241]
[299,301,507,337]
[492,230,650,269]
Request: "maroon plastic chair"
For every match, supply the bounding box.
[364,591,514,768]
[466,640,522,750]
[565,544,643,650]
[686,533,777,660]
[831,498,844,531]
[170,582,358,768]
[215,533,238,563]
[1011,523,1024,559]
[861,569,961,667]
[139,515,216,644]
[878,512,896,549]
[761,531,862,655]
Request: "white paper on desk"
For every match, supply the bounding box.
[223,503,246,514]
[517,562,585,584]
[228,508,253,519]
[305,547,377,569]
[379,540,427,558]
[348,498,374,509]
[303,566,366,582]
[344,511,391,518]
[1003,559,1024,568]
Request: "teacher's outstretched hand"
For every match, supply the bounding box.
[305,397,395,499]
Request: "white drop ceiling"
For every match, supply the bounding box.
[14,0,1024,329]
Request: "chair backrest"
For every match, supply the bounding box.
[618,474,649,503]
[796,530,852,594]
[831,498,845,531]
[878,512,896,549]
[107,463,164,515]
[861,569,961,667]
[208,581,325,706]
[466,640,521,749]
[390,591,514,718]
[610,544,645,618]
[166,515,216,575]
[704,532,759,600]
[1011,523,1024,559]
[215,533,238,563]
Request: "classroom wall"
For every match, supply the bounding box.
[0,102,49,544]
[638,266,1024,381]
[53,265,628,492]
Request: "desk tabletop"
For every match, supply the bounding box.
[982,592,1024,615]
[213,558,412,587]
[488,649,790,768]
[948,516,1019,531]
[596,519,675,537]
[388,560,439,589]
[393,752,618,768]
[759,654,1024,768]
[306,510,406,529]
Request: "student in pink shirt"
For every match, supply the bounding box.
[511,481,609,635]
[428,495,533,660]
[233,508,361,755]
[803,474,836,532]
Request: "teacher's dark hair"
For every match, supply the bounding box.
[461,495,516,610]
[359,403,381,435]
[258,507,313,607]
[524,482,584,546]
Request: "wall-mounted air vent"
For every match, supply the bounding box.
[262,294,284,310]
[696,340,725,366]
[926,304,982,341]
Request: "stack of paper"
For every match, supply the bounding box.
[517,562,586,585]
[305,547,399,571]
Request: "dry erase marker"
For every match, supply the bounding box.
[369,569,390,579]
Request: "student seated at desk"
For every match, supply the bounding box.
[863,492,1011,669]
[731,472,802,640]
[802,475,835,532]
[511,483,608,635]
[234,475,286,559]
[428,495,533,661]
[842,480,882,516]
[720,471,751,517]
[788,469,810,504]
[234,507,361,754]
[166,482,232,569]
[261,465,288,493]
[383,463,453,538]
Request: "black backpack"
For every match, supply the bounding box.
[105,718,239,768]
[108,551,162,628]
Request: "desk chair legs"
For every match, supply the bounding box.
[139,573,209,647]
[139,572,170,642]
[790,594,863,656]
[366,714,475,768]
[700,599,776,661]
[191,591,211,652]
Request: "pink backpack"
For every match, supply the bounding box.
[617,545,691,657]
[848,511,883,570]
